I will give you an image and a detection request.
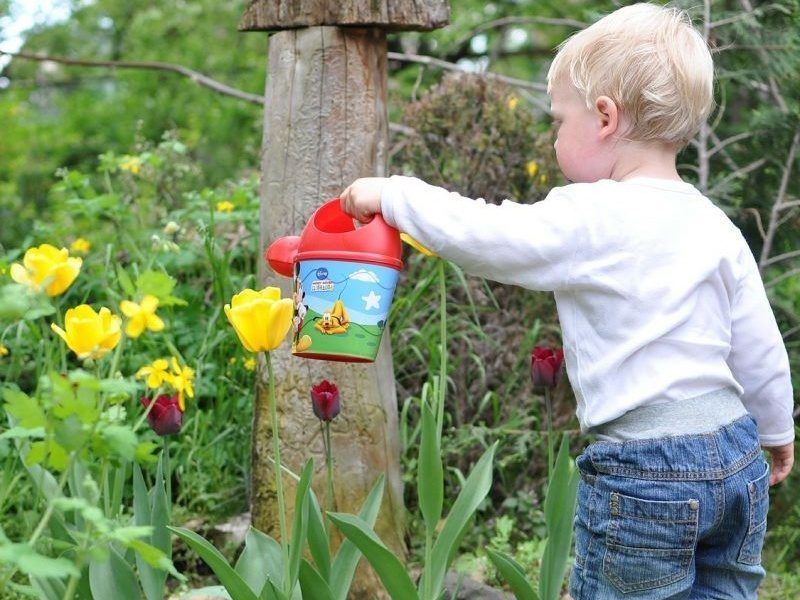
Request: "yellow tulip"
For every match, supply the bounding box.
[70,238,91,255]
[135,359,173,389]
[10,244,82,297]
[51,305,121,360]
[120,295,165,338]
[169,357,195,411]
[216,200,235,213]
[224,287,293,353]
[400,233,437,257]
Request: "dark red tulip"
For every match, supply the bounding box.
[140,394,183,436]
[311,380,340,422]
[530,346,565,389]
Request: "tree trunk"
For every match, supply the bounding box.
[253,26,405,599]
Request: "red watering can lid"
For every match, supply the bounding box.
[265,198,403,277]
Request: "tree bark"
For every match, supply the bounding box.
[253,26,405,599]
[240,0,448,31]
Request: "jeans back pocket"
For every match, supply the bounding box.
[737,461,770,565]
[602,491,699,593]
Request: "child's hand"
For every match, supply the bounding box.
[340,177,388,223]
[765,442,794,486]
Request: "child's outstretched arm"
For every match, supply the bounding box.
[726,234,795,486]
[341,176,583,292]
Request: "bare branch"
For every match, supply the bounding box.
[448,15,586,53]
[759,128,800,270]
[739,0,788,113]
[389,122,416,136]
[709,131,742,172]
[709,12,759,29]
[778,199,800,211]
[743,208,766,241]
[782,323,800,341]
[708,131,753,158]
[707,158,766,197]
[763,249,800,268]
[766,267,800,288]
[387,51,547,93]
[0,49,265,105]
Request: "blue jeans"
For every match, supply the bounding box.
[570,415,769,599]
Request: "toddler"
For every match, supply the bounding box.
[340,3,794,598]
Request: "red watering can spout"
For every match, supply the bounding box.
[265,235,300,278]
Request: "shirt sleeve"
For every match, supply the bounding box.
[726,237,795,446]
[380,175,584,292]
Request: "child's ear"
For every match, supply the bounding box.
[595,96,619,140]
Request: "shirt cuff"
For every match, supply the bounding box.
[380,176,403,229]
[759,428,796,447]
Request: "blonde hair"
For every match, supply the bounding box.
[547,2,714,148]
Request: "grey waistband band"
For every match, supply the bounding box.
[592,387,748,442]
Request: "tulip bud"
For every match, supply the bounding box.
[530,346,564,389]
[311,380,340,422]
[140,394,183,436]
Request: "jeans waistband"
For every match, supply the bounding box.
[592,387,748,443]
[580,413,762,481]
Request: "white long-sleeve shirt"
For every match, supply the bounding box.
[381,175,795,446]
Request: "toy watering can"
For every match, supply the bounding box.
[265,198,403,363]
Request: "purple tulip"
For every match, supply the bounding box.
[311,380,340,422]
[140,393,183,436]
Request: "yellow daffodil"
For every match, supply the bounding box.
[119,155,142,175]
[0,344,8,357]
[224,287,293,353]
[169,357,195,411]
[70,238,91,254]
[120,295,165,338]
[526,160,539,179]
[507,95,519,111]
[400,233,437,257]
[10,244,82,297]
[135,359,173,389]
[51,305,121,360]
[216,200,235,213]
[243,357,256,371]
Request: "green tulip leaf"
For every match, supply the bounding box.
[330,474,385,600]
[169,526,258,600]
[298,559,334,600]
[540,435,580,600]
[133,463,161,600]
[305,490,331,581]
[418,400,443,532]
[234,528,284,595]
[288,459,314,593]
[424,442,497,596]
[89,545,142,600]
[328,513,418,600]
[486,549,539,600]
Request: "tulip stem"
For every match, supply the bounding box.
[436,259,447,445]
[323,421,334,519]
[265,352,290,594]
[544,387,554,478]
[164,435,172,509]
